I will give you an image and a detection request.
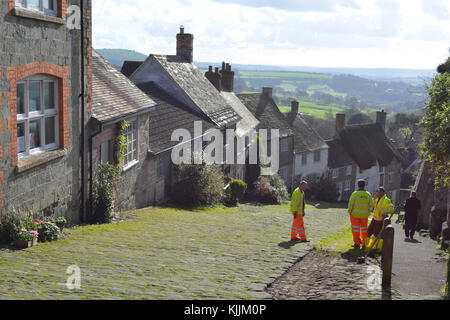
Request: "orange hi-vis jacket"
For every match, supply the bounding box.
[290,188,305,216]
[373,194,394,221]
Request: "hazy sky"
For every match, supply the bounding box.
[92,0,450,69]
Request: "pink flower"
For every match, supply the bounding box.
[29,231,39,238]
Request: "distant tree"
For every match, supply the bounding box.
[419,55,450,189]
[387,113,423,149]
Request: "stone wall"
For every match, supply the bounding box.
[92,113,156,213]
[0,0,91,224]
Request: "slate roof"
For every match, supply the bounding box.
[330,123,403,170]
[152,55,241,128]
[120,61,143,78]
[220,92,259,137]
[236,93,293,138]
[136,81,216,154]
[92,50,156,124]
[284,111,328,153]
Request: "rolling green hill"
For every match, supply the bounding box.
[96,48,427,117]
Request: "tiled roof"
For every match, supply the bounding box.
[220,92,259,136]
[153,55,241,128]
[136,82,216,154]
[92,50,156,123]
[120,61,143,78]
[284,111,328,153]
[236,93,293,138]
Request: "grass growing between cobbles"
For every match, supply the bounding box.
[0,203,349,300]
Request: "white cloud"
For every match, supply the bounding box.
[92,0,450,69]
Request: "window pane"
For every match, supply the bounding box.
[27,0,40,10]
[45,117,56,145]
[28,81,41,112]
[43,0,54,10]
[29,119,41,149]
[17,83,25,114]
[17,123,26,153]
[44,82,55,109]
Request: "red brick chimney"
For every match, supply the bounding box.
[176,25,194,63]
[291,101,299,113]
[336,113,346,133]
[220,61,234,92]
[376,109,387,131]
[205,65,222,91]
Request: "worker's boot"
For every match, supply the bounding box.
[353,244,360,249]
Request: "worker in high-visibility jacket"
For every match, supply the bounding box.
[290,181,310,242]
[368,186,394,238]
[347,179,374,249]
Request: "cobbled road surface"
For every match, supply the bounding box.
[0,203,349,300]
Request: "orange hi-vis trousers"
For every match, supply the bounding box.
[291,213,307,241]
[350,215,368,246]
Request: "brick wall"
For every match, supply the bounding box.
[6,62,70,166]
[0,0,92,223]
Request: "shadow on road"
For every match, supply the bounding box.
[278,240,301,249]
[404,238,422,244]
[382,288,392,300]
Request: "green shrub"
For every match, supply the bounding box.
[247,176,280,204]
[0,209,25,245]
[37,222,59,242]
[224,179,247,206]
[172,163,224,207]
[91,162,118,224]
[307,175,339,202]
[269,174,289,200]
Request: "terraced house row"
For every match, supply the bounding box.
[0,1,402,224]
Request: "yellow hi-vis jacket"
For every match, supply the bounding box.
[373,194,394,221]
[347,190,374,218]
[290,188,305,215]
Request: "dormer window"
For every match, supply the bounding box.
[15,0,57,16]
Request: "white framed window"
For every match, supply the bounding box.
[301,153,307,166]
[344,179,351,191]
[332,168,338,179]
[123,119,138,169]
[346,165,352,176]
[17,75,59,159]
[280,138,288,153]
[15,0,57,16]
[100,140,111,163]
[380,173,385,186]
[313,150,321,163]
[388,172,394,184]
[278,167,288,183]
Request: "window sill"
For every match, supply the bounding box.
[12,7,65,25]
[123,160,139,172]
[16,149,66,173]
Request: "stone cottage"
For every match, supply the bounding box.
[284,100,329,186]
[237,88,295,190]
[0,0,92,223]
[326,111,403,203]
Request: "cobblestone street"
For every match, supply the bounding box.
[267,250,382,300]
[0,203,352,300]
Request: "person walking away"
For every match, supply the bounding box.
[368,187,394,238]
[290,181,310,243]
[348,179,374,249]
[404,191,421,240]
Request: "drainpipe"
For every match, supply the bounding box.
[80,0,86,222]
[89,120,102,219]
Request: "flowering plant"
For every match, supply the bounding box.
[29,230,39,238]
[16,230,32,241]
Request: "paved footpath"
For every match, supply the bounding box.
[0,203,351,300]
[390,222,447,299]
